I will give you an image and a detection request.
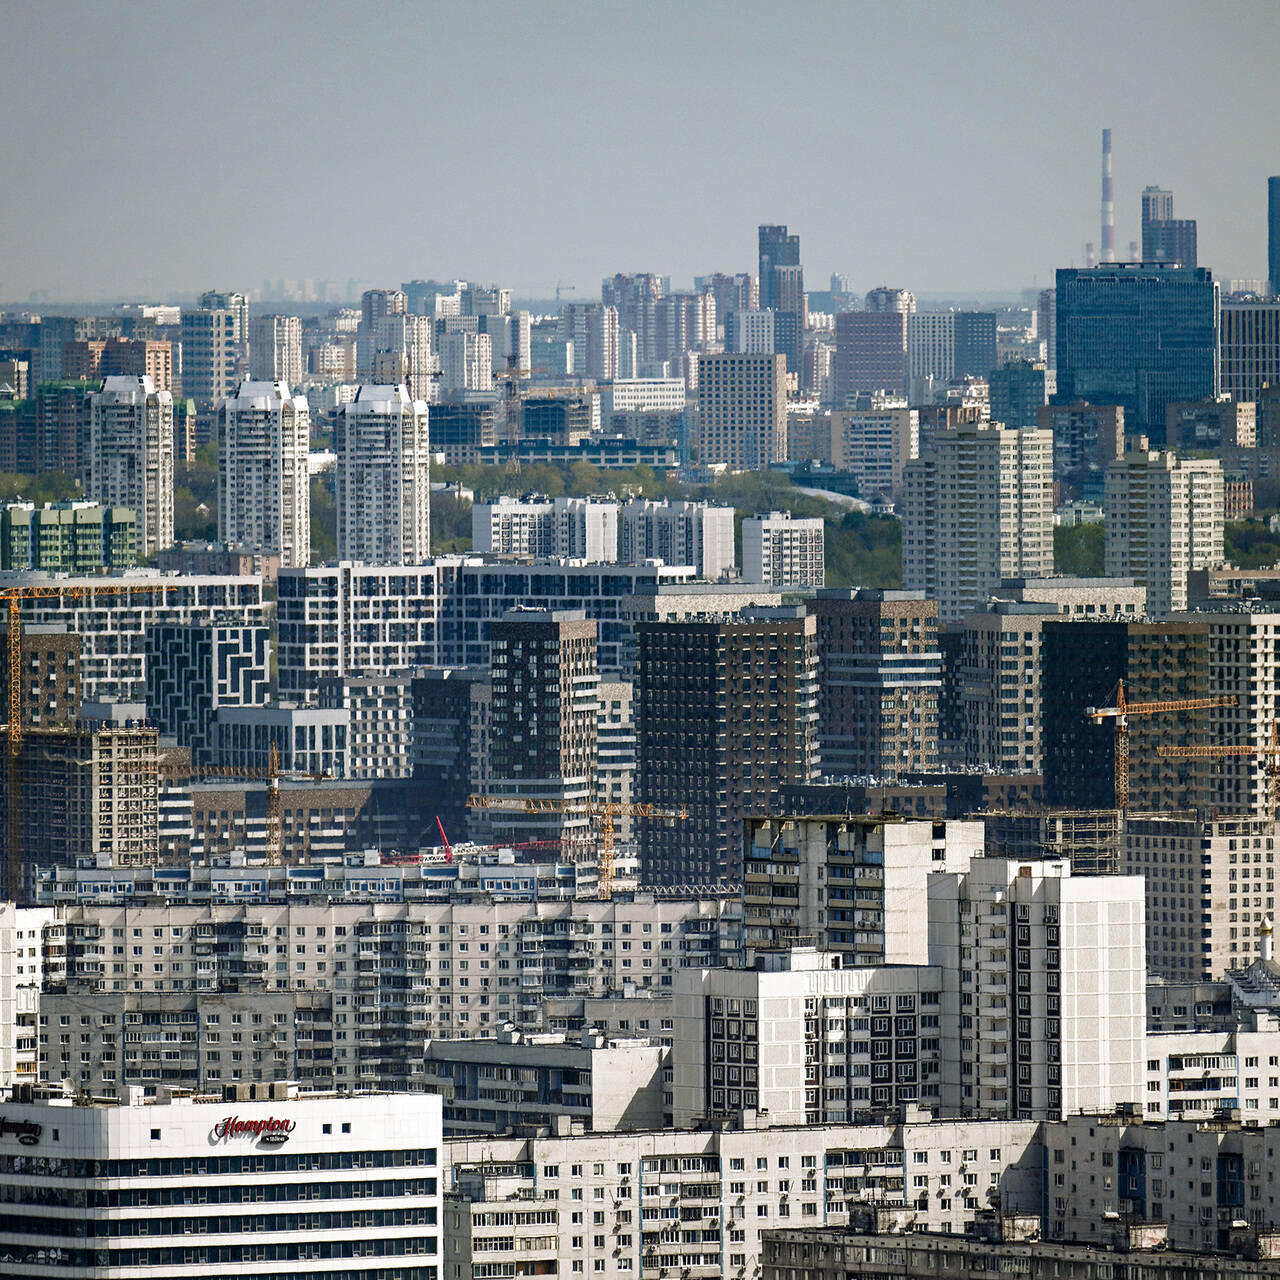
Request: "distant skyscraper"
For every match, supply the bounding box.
[562,303,620,380]
[248,314,303,385]
[1219,300,1280,401]
[335,384,431,564]
[1055,263,1219,438]
[1269,177,1280,296]
[218,380,310,567]
[758,225,805,372]
[88,375,174,556]
[438,330,493,392]
[180,293,247,407]
[864,287,915,314]
[989,359,1054,428]
[696,352,786,468]
[902,423,1054,623]
[952,312,998,378]
[1140,185,1197,267]
[602,273,664,364]
[833,312,907,400]
[724,309,775,354]
[907,312,954,384]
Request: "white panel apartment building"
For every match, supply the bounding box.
[742,512,825,589]
[619,499,735,579]
[247,313,304,384]
[447,1115,1044,1280]
[88,375,175,556]
[1104,449,1224,617]
[38,893,740,1096]
[335,384,431,563]
[217,380,311,568]
[928,858,1146,1122]
[439,329,494,393]
[472,496,619,562]
[0,1088,442,1279]
[902,424,1054,623]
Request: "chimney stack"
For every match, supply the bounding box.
[1101,129,1115,263]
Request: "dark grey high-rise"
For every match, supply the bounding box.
[1140,186,1197,268]
[757,224,804,374]
[1055,263,1219,439]
[1270,176,1280,296]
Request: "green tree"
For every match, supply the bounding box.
[1225,518,1280,569]
[1053,522,1105,575]
[310,476,337,561]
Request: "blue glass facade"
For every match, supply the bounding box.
[1055,263,1219,441]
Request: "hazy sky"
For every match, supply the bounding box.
[3,0,1278,302]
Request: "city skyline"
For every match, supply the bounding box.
[3,0,1279,301]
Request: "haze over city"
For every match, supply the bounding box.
[4,0,1279,301]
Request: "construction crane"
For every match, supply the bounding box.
[194,742,329,867]
[465,794,688,898]
[3,581,176,902]
[1084,679,1237,811]
[1157,719,1280,816]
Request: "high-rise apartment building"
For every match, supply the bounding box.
[247,312,303,384]
[217,379,310,567]
[907,312,954,384]
[865,287,915,314]
[742,511,825,588]
[180,291,246,406]
[902,424,1054,623]
[472,495,619,561]
[0,501,135,571]
[827,395,918,500]
[833,312,907,400]
[636,610,817,885]
[438,329,492,392]
[601,272,665,364]
[808,589,940,777]
[1055,263,1219,436]
[619,498,735,578]
[757,224,805,371]
[88,374,174,556]
[928,857,1146,1121]
[482,611,600,853]
[1038,400,1125,485]
[1104,450,1224,617]
[335,383,431,564]
[952,311,998,377]
[696,352,787,468]
[144,621,269,767]
[1141,185,1198,267]
[724,308,775,353]
[562,302,620,380]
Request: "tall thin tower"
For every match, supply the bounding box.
[1101,129,1116,263]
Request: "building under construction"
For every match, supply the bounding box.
[1,721,159,895]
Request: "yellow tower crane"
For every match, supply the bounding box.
[3,582,176,901]
[1084,679,1238,811]
[465,794,688,898]
[1157,719,1280,817]
[195,742,333,867]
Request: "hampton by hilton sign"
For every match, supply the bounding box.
[212,1115,296,1146]
[0,1118,42,1146]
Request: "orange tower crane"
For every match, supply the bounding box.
[1157,719,1280,816]
[465,794,687,898]
[3,582,176,901]
[1084,679,1238,811]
